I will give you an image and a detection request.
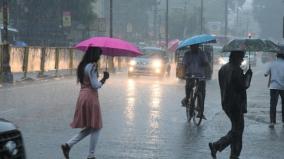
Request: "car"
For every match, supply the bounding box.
[260,43,283,63]
[175,44,214,80]
[213,45,223,64]
[261,52,276,63]
[217,52,230,65]
[247,52,257,67]
[0,118,26,158]
[279,43,284,52]
[128,47,170,77]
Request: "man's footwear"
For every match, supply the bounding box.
[269,123,275,128]
[230,155,239,159]
[196,114,207,120]
[61,143,70,159]
[87,157,96,159]
[181,98,188,107]
[209,142,217,159]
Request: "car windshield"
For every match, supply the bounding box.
[140,48,165,58]
[213,46,223,53]
[221,52,230,57]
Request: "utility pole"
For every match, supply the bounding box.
[154,0,158,40]
[1,0,13,83]
[246,17,249,37]
[158,14,162,45]
[283,16,284,38]
[236,6,239,35]
[200,0,204,34]
[110,0,113,37]
[235,0,240,36]
[183,0,188,38]
[224,0,228,42]
[165,0,169,49]
[108,0,114,72]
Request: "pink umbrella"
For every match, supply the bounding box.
[168,39,180,52]
[74,36,142,57]
[157,40,166,48]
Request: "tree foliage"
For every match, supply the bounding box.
[113,0,156,41]
[169,7,200,39]
[228,0,246,9]
[9,0,97,46]
[252,0,284,40]
[169,0,247,39]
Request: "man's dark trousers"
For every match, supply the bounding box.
[185,78,206,105]
[270,89,284,123]
[212,109,244,158]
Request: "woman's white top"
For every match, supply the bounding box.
[84,63,102,89]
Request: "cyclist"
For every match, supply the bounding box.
[181,44,210,118]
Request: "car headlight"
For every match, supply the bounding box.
[218,58,226,65]
[152,60,162,68]
[129,67,134,72]
[155,69,161,73]
[129,60,137,66]
[4,141,18,156]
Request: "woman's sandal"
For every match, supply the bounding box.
[61,143,70,159]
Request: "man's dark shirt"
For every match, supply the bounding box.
[218,62,250,113]
[182,49,209,78]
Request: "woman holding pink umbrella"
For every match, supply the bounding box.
[61,47,109,159]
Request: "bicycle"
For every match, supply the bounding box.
[185,76,206,126]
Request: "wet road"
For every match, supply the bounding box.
[0,61,283,159]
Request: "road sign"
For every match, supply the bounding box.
[207,21,222,35]
[127,23,132,33]
[94,18,106,33]
[63,11,71,27]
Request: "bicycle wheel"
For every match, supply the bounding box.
[193,92,204,126]
[186,105,193,122]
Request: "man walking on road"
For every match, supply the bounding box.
[209,50,252,159]
[264,52,284,128]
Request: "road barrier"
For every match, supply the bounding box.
[0,45,130,82]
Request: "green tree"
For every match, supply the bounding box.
[9,0,97,46]
[169,6,200,39]
[228,0,246,9]
[113,0,155,42]
[168,0,247,39]
[253,0,284,40]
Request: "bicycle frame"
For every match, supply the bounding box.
[185,76,205,125]
[189,79,200,107]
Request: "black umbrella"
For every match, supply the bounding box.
[222,39,280,68]
[278,44,284,54]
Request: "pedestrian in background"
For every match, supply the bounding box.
[264,52,284,128]
[61,47,109,159]
[209,50,252,159]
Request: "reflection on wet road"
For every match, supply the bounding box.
[0,61,283,159]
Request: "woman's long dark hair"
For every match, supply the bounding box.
[77,47,102,84]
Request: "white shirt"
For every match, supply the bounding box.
[84,63,102,89]
[265,58,284,90]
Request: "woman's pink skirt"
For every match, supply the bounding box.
[70,88,102,129]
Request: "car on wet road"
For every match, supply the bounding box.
[218,52,249,70]
[128,47,170,77]
[0,118,26,159]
